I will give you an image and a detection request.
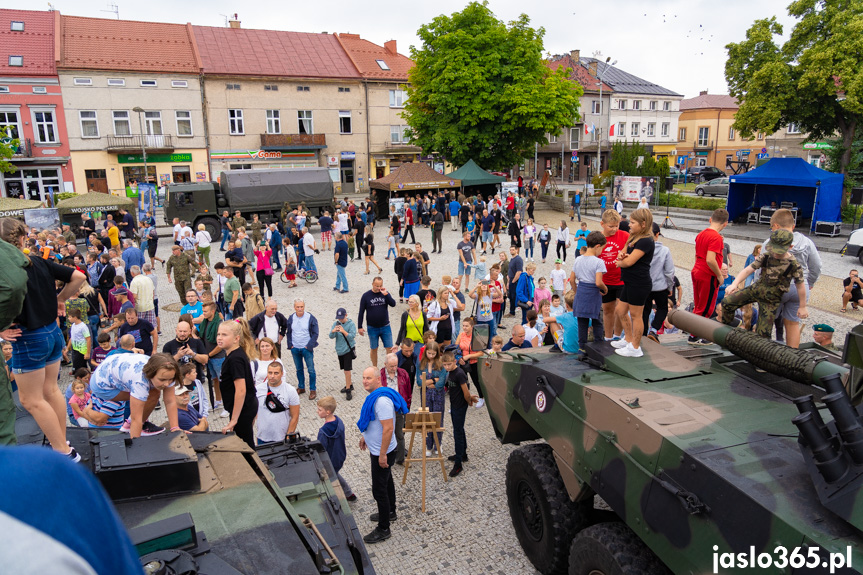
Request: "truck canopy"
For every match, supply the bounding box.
[221,168,333,210]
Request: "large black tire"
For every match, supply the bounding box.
[198,217,220,242]
[568,523,671,575]
[506,444,592,575]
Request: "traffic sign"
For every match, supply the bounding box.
[677,156,686,165]
[761,147,767,153]
[756,153,769,159]
[736,149,751,157]
[571,150,578,157]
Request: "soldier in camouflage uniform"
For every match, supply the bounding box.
[813,324,841,353]
[280,201,292,225]
[231,210,247,242]
[166,244,198,302]
[720,229,808,338]
[61,222,77,245]
[250,214,263,245]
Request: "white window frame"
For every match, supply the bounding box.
[697,127,710,147]
[630,122,640,137]
[618,99,627,110]
[79,110,99,138]
[787,123,801,134]
[757,132,764,140]
[591,100,600,115]
[32,86,47,94]
[647,123,655,137]
[144,111,162,135]
[107,78,125,87]
[663,101,671,111]
[31,107,58,143]
[8,56,22,67]
[389,89,407,108]
[112,111,131,136]
[0,86,8,94]
[266,110,281,134]
[618,122,626,137]
[171,80,188,88]
[649,100,657,111]
[264,84,278,91]
[570,128,579,147]
[10,21,24,31]
[0,108,22,140]
[661,122,669,137]
[728,126,735,140]
[390,125,408,143]
[140,79,157,87]
[73,77,92,86]
[298,110,313,134]
[548,133,557,144]
[632,100,642,111]
[228,109,244,135]
[175,110,193,137]
[339,110,352,134]
[376,59,390,70]
[679,127,687,141]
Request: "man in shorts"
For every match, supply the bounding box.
[358,277,396,367]
[480,209,495,254]
[457,231,476,293]
[843,270,863,312]
[598,209,628,341]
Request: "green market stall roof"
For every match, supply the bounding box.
[445,159,505,187]
[0,197,45,217]
[370,162,460,192]
[56,192,136,217]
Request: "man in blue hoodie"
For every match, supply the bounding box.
[358,366,408,544]
[316,395,356,501]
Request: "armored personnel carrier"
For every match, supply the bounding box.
[474,310,862,575]
[15,405,375,575]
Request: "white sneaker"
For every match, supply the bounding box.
[610,338,629,349]
[475,398,485,409]
[220,409,230,418]
[426,449,432,457]
[120,419,131,433]
[214,400,223,409]
[615,343,644,358]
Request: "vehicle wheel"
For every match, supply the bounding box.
[858,250,863,267]
[198,217,220,241]
[695,187,704,196]
[568,522,671,575]
[506,444,592,575]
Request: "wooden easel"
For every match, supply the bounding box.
[401,385,447,512]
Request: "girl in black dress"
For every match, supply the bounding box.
[612,208,655,358]
[363,233,382,275]
[217,317,259,447]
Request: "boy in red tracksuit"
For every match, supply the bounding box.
[690,208,728,345]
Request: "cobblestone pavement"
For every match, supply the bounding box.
[61,205,851,575]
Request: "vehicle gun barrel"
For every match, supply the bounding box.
[667,309,846,387]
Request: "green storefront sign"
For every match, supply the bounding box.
[118,153,192,164]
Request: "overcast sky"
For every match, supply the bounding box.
[16,0,796,98]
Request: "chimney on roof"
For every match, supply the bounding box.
[700,90,708,96]
[570,49,580,62]
[229,13,241,29]
[384,40,397,55]
[588,61,598,76]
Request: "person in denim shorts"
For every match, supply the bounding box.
[0,218,87,461]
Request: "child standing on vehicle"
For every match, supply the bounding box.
[317,396,356,501]
[550,260,568,298]
[420,342,446,456]
[572,231,608,352]
[720,229,807,337]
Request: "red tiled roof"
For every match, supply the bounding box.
[680,93,738,110]
[193,26,359,79]
[547,54,612,93]
[0,9,56,77]
[336,34,413,81]
[59,15,199,73]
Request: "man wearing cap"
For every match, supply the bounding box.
[176,385,209,432]
[813,324,840,353]
[61,222,76,245]
[720,229,808,338]
[166,244,198,303]
[330,307,357,400]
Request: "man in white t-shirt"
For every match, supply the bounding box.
[249,300,287,357]
[256,362,300,443]
[338,210,350,234]
[172,217,182,244]
[302,227,318,272]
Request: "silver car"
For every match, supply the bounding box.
[695,177,729,196]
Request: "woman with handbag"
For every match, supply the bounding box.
[556,220,571,262]
[469,280,501,339]
[329,307,357,400]
[395,294,427,359]
[427,289,453,347]
[254,241,273,298]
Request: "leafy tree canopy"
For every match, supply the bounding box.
[725,0,863,177]
[607,140,670,180]
[0,138,17,174]
[404,1,582,170]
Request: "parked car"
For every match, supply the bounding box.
[686,166,726,183]
[668,166,686,182]
[695,177,730,196]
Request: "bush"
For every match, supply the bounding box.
[54,192,77,202]
[653,192,726,211]
[592,170,614,190]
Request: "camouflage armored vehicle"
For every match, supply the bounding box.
[15,404,375,575]
[473,309,862,574]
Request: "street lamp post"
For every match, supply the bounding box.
[596,57,616,178]
[132,107,148,187]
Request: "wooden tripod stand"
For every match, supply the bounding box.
[401,385,447,512]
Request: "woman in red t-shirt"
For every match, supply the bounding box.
[598,210,629,340]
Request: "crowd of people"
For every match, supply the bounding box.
[0,183,843,547]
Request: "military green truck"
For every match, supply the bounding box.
[165,168,335,240]
[473,310,863,575]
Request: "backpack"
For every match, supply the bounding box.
[0,239,30,330]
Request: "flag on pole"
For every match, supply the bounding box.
[589,124,596,134]
[608,123,616,137]
[584,124,589,135]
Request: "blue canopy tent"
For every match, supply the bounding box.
[726,157,843,231]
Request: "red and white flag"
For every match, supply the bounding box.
[608,123,616,137]
[584,124,589,135]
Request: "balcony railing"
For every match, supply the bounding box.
[260,133,326,148]
[106,134,174,153]
[383,140,421,152]
[694,139,714,150]
[9,137,31,157]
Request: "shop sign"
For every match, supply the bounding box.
[341,151,356,160]
[118,153,192,164]
[327,155,339,166]
[803,142,832,150]
[66,205,121,214]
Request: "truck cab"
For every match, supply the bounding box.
[165,182,222,238]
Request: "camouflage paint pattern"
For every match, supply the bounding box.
[477,311,862,574]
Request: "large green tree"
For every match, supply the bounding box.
[725,0,863,179]
[0,138,16,173]
[403,1,582,170]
